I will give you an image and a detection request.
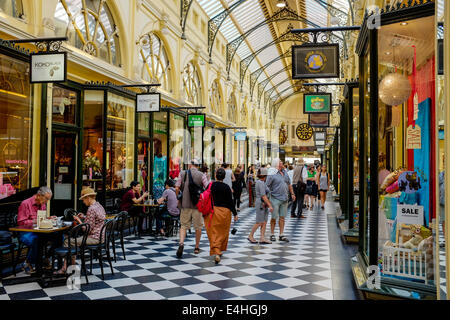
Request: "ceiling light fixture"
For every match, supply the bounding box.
[276,0,286,8]
[400,22,408,26]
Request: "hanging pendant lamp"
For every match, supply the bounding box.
[378,42,411,106]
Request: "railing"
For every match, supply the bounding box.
[382,246,427,284]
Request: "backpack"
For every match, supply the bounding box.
[187,169,204,206]
[197,182,214,217]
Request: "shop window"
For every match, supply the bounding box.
[0,53,32,198]
[137,32,171,92]
[54,0,121,66]
[183,61,201,105]
[209,79,222,116]
[376,15,436,285]
[138,113,150,138]
[106,93,135,190]
[169,113,184,179]
[0,0,23,18]
[82,90,104,193]
[153,112,168,199]
[52,86,77,125]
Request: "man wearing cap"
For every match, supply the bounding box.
[175,158,209,258]
[55,187,106,274]
[291,160,308,218]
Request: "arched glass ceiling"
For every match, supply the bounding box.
[196,0,352,102]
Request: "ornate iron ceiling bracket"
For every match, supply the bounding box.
[207,0,247,64]
[180,0,194,40]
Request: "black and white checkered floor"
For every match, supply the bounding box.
[0,201,335,300]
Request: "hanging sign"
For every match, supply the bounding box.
[309,113,330,127]
[296,123,313,141]
[137,93,160,112]
[187,113,205,127]
[397,204,424,225]
[406,125,421,149]
[234,131,247,141]
[30,52,67,83]
[303,93,332,114]
[292,44,340,79]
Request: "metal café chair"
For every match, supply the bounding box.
[51,223,91,284]
[86,219,115,280]
[112,211,128,262]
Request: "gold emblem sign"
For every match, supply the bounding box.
[296,123,313,141]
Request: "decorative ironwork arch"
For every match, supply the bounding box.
[207,0,247,63]
[182,61,201,105]
[209,79,222,116]
[226,5,320,76]
[0,0,24,18]
[54,0,121,66]
[137,32,171,91]
[227,91,237,124]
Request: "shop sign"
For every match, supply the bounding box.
[303,93,332,114]
[296,123,313,141]
[153,120,167,134]
[292,44,340,79]
[30,52,66,83]
[406,125,421,149]
[137,93,160,112]
[234,131,247,141]
[309,113,329,127]
[397,204,424,226]
[187,114,205,128]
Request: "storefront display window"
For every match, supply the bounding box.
[137,113,150,192]
[153,112,168,199]
[52,86,77,125]
[169,113,184,179]
[82,90,104,193]
[106,92,135,190]
[376,15,436,285]
[0,53,32,198]
[215,130,224,165]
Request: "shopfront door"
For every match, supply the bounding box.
[51,132,77,216]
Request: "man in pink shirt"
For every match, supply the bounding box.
[17,187,52,273]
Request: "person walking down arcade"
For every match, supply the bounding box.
[205,168,238,264]
[266,158,295,243]
[175,159,209,258]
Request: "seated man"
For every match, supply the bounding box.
[17,186,53,273]
[120,181,149,234]
[156,179,180,236]
[55,187,106,274]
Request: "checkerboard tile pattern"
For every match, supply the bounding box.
[0,196,334,300]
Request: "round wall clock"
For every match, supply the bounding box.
[296,123,313,140]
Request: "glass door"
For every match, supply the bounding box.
[51,132,77,216]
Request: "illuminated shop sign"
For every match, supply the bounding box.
[30,52,67,83]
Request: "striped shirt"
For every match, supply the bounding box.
[85,201,106,240]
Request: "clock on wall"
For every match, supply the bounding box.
[296,123,313,141]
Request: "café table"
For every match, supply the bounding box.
[133,203,160,236]
[3,223,71,287]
